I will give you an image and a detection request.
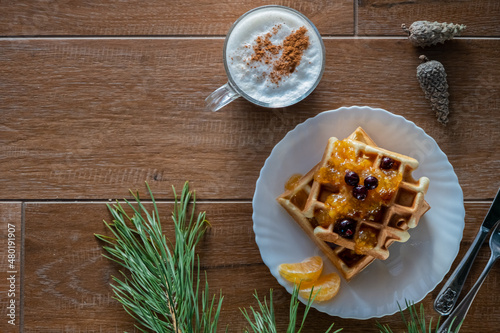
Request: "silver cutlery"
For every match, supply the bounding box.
[434,188,500,315]
[437,220,500,333]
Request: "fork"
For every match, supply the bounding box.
[437,220,500,333]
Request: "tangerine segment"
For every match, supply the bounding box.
[298,273,341,302]
[278,256,323,284]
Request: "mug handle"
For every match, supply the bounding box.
[205,82,240,112]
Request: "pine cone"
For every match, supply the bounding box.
[416,55,450,125]
[402,21,466,47]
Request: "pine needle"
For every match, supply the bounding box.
[95,182,223,333]
[241,286,341,333]
[376,300,463,333]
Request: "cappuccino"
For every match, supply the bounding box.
[224,6,325,108]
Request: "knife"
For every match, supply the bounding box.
[434,188,500,316]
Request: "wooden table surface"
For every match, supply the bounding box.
[1,1,499,332]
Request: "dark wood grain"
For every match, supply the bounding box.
[358,0,500,37]
[0,203,21,333]
[1,39,499,200]
[0,0,354,36]
[23,201,499,332]
[22,201,260,331]
[2,2,500,331]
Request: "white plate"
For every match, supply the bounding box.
[252,106,465,319]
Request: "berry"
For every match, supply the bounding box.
[364,176,379,190]
[380,157,395,170]
[334,218,357,239]
[344,170,359,186]
[352,185,368,200]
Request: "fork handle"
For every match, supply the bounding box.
[434,227,489,315]
[437,254,499,333]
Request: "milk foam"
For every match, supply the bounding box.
[226,8,324,107]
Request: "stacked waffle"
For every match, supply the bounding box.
[277,127,430,280]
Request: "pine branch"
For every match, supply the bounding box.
[95,182,223,333]
[241,286,341,333]
[377,301,463,333]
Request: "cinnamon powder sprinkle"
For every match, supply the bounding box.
[247,25,310,85]
[251,32,282,63]
[270,26,309,84]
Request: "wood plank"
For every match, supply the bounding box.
[358,0,500,37]
[0,203,22,333]
[0,1,354,36]
[1,38,499,200]
[23,201,499,331]
[22,202,260,331]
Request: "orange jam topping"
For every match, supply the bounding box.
[285,173,309,210]
[354,227,378,254]
[285,173,303,191]
[314,139,402,225]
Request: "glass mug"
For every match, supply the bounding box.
[205,5,326,112]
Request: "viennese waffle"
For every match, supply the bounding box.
[277,127,430,280]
